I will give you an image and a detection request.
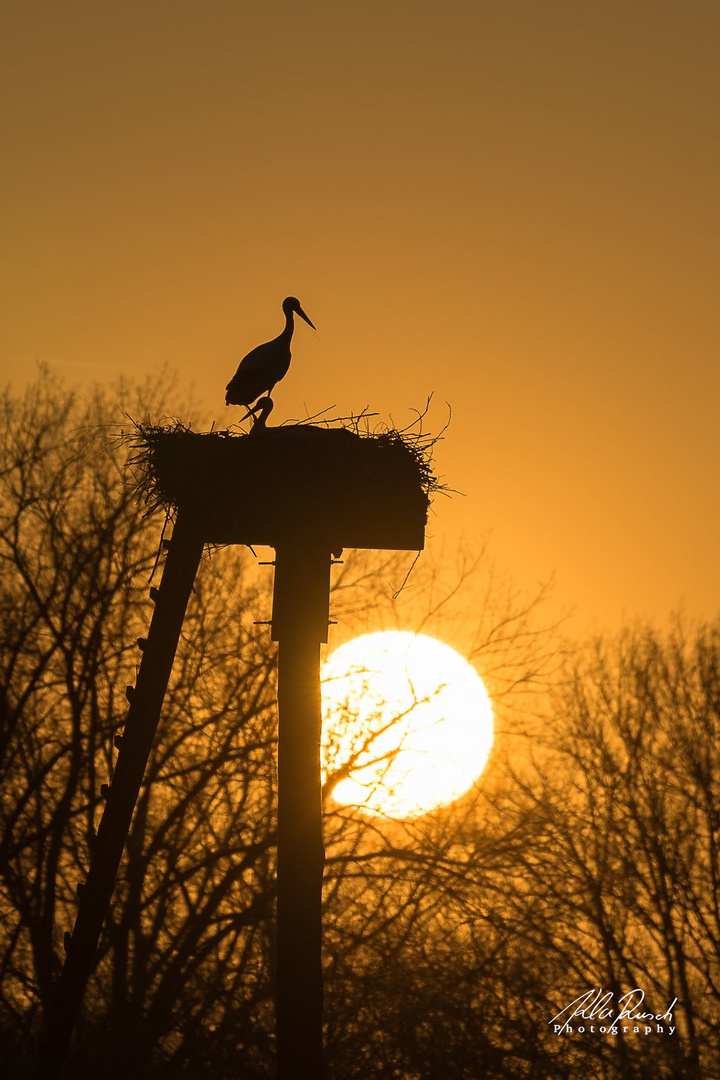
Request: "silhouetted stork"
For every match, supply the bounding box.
[242,396,274,434]
[225,297,316,408]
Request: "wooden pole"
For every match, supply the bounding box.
[272,542,331,1080]
[35,515,204,1080]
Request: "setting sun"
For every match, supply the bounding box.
[321,631,493,818]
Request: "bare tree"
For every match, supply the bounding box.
[480,621,720,1080]
[0,370,610,1080]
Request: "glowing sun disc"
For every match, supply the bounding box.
[321,631,493,818]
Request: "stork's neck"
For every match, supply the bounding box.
[281,308,294,341]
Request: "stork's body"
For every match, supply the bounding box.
[225,297,316,408]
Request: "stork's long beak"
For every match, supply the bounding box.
[297,305,317,330]
[240,402,260,422]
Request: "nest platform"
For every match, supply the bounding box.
[129,422,432,551]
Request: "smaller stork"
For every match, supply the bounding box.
[241,396,274,435]
[225,297,316,409]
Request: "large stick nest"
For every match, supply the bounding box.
[124,412,441,550]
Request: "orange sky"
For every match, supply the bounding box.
[2,2,718,630]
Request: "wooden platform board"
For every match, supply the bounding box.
[134,425,430,551]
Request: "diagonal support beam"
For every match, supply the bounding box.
[35,514,204,1080]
